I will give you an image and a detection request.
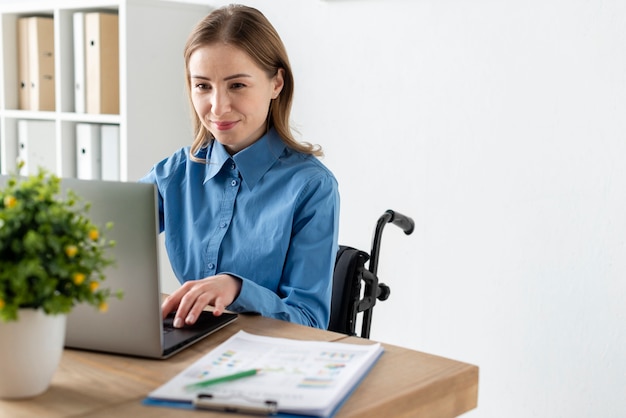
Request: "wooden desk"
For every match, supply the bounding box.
[0,314,478,417]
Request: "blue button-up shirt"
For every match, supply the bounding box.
[140,128,340,328]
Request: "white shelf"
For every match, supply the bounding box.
[0,0,209,180]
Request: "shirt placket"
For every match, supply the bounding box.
[204,159,241,277]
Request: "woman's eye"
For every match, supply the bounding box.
[194,83,209,90]
[230,82,245,90]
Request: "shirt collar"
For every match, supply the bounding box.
[203,128,286,189]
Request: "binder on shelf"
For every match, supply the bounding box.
[30,16,55,111]
[76,123,102,180]
[73,12,86,113]
[85,12,119,115]
[17,16,55,111]
[17,18,30,110]
[100,124,120,181]
[17,119,57,175]
[144,331,384,417]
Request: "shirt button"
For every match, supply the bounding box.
[208,263,215,269]
[220,222,227,228]
[231,163,236,170]
[231,179,238,186]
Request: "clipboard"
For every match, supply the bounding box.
[194,393,278,415]
[143,330,384,417]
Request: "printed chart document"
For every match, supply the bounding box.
[144,330,383,417]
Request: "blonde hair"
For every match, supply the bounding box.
[184,4,322,161]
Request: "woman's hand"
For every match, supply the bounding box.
[162,274,242,328]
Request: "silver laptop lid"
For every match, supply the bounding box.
[60,179,165,358]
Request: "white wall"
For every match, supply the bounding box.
[4,0,622,416]
[200,1,626,417]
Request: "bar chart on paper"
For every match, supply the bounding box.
[145,330,384,417]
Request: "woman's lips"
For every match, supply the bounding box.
[213,121,238,131]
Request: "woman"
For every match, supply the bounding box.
[140,4,339,329]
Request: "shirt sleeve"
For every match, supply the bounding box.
[226,172,340,329]
[138,149,190,234]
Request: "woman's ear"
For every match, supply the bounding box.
[272,68,285,99]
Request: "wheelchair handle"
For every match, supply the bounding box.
[385,209,415,235]
[369,209,415,277]
[360,209,414,339]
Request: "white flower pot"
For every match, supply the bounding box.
[0,309,67,399]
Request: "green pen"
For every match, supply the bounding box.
[184,368,260,391]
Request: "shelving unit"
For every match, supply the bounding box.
[0,0,209,180]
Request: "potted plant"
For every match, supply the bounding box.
[0,165,120,399]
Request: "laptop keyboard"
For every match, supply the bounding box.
[162,312,177,334]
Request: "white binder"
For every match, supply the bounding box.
[17,119,57,175]
[76,123,101,180]
[100,124,120,181]
[73,12,86,113]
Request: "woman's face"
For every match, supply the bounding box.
[188,43,284,154]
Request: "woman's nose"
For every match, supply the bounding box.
[211,89,230,116]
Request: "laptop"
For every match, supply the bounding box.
[0,176,237,359]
